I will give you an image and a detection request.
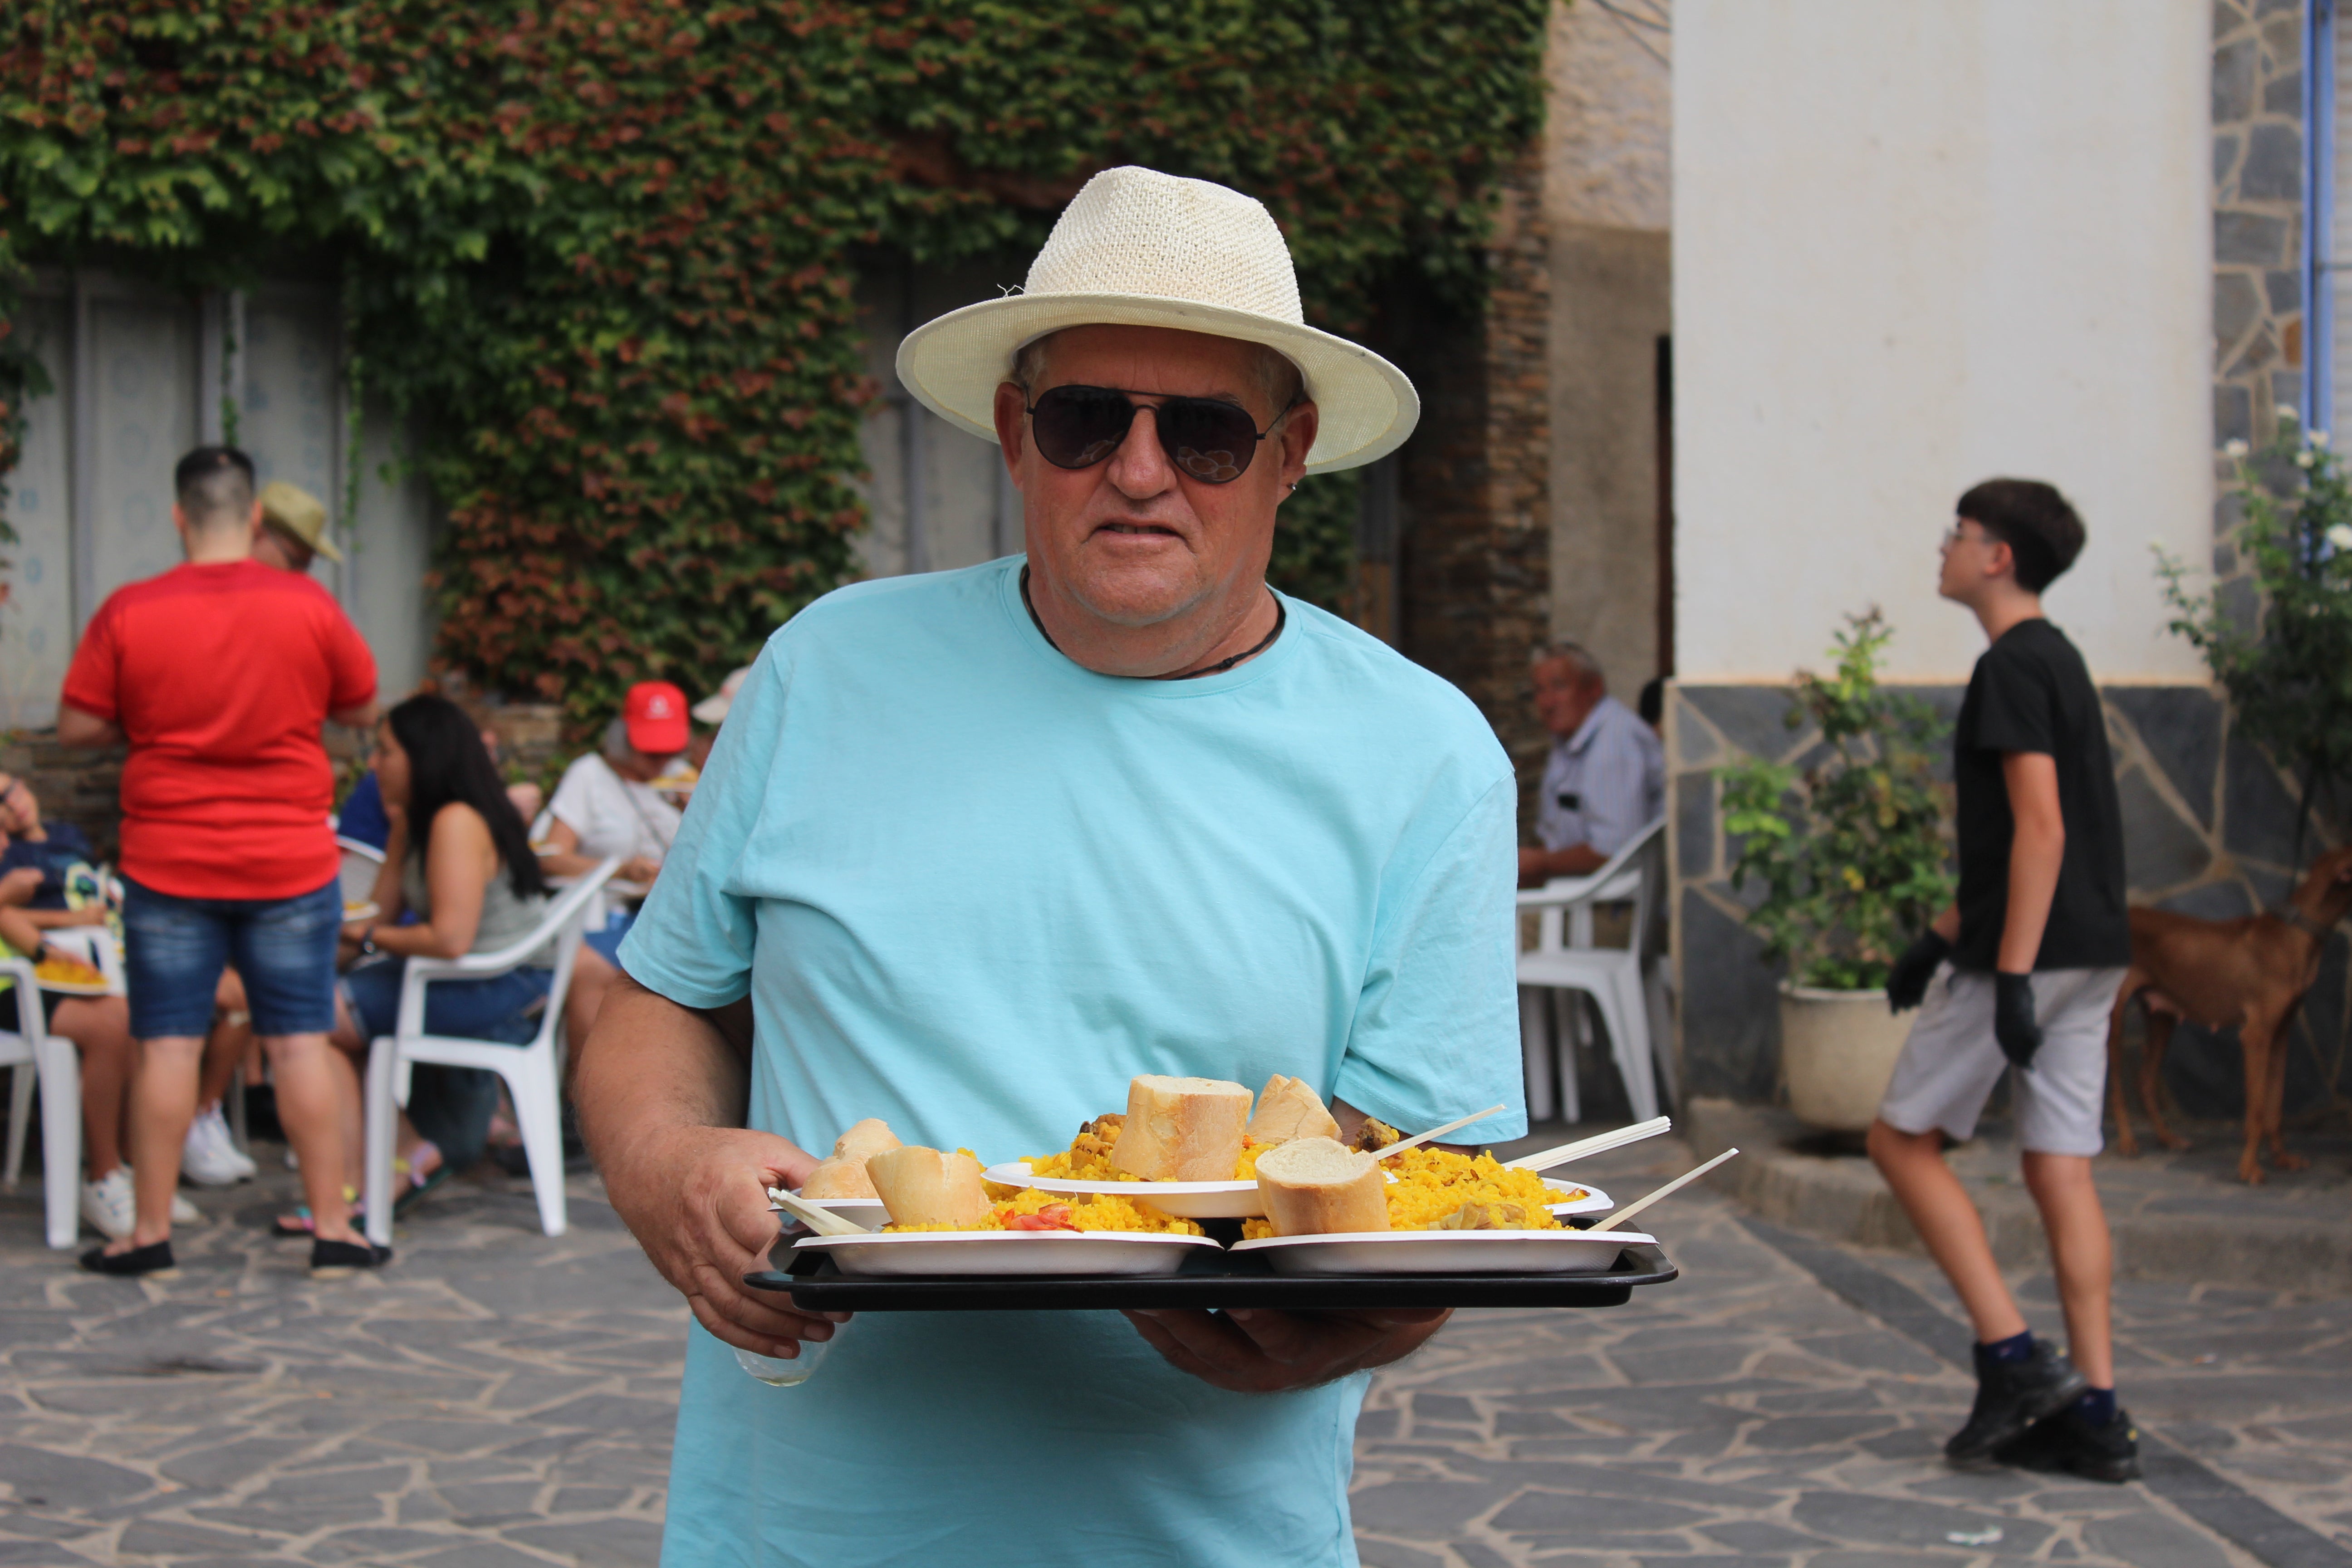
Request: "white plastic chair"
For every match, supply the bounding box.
[337,834,386,906]
[362,858,617,1246]
[1517,817,1674,1124]
[2,926,121,1249]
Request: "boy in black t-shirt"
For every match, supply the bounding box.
[1870,479,2139,1482]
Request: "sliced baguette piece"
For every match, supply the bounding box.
[1255,1136,1391,1235]
[1108,1075,1254,1181]
[797,1117,903,1198]
[830,1117,902,1164]
[866,1145,992,1228]
[799,1156,877,1199]
[1245,1073,1342,1144]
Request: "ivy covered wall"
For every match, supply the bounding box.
[0,1,1549,734]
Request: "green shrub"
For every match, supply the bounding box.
[1718,609,1956,990]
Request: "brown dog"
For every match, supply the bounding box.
[2106,845,2352,1182]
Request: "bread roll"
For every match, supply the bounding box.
[1108,1075,1253,1181]
[1245,1073,1341,1144]
[831,1117,902,1164]
[1255,1137,1390,1235]
[799,1156,877,1199]
[866,1145,992,1228]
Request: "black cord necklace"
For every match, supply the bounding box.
[1020,565,1285,680]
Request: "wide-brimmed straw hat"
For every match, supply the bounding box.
[258,480,342,563]
[895,167,1418,475]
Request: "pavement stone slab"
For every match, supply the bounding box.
[8,1128,2351,1565]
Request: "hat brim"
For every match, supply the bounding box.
[690,695,730,724]
[264,517,343,564]
[895,293,1419,475]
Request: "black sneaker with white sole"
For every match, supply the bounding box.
[1994,1402,2143,1483]
[1945,1339,2087,1465]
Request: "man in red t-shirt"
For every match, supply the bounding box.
[59,446,383,1277]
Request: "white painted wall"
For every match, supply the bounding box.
[1673,0,2212,682]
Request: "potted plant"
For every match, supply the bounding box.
[1719,609,1956,1131]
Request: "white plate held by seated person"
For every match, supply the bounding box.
[983,1160,1264,1220]
[794,1230,1221,1278]
[1230,1228,1656,1277]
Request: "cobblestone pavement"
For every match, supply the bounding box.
[3,1136,2349,1567]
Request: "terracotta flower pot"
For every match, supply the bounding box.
[1779,984,1913,1132]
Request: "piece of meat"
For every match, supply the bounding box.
[1349,1117,1402,1153]
[1005,1204,1080,1233]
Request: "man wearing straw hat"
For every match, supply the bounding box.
[579,167,1526,1565]
[252,480,343,575]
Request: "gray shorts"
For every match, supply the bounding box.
[1877,965,2128,1156]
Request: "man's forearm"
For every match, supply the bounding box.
[574,973,754,1169]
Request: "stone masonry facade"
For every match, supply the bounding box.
[2212,0,2307,455]
[1665,680,2349,1125]
[1398,148,1557,820]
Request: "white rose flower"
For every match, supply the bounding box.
[2296,451,2315,469]
[2224,438,2250,458]
[2282,406,2302,423]
[2327,523,2352,551]
[2315,431,2333,447]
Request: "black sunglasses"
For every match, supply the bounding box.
[1024,384,1294,484]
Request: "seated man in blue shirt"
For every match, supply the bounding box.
[576,167,1524,1568]
[1520,641,1666,886]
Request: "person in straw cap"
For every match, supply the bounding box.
[252,480,343,575]
[577,166,1525,1565]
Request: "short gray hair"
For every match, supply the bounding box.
[1532,641,1605,688]
[1011,330,1304,415]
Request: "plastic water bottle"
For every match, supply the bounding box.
[733,1331,838,1387]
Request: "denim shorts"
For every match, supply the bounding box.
[121,876,343,1039]
[342,958,553,1048]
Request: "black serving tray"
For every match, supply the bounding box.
[745,1233,1677,1313]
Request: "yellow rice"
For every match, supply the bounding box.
[1240,1147,1583,1237]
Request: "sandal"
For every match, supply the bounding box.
[392,1145,448,1219]
[273,1186,360,1238]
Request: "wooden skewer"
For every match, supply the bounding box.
[1377,1104,1509,1160]
[768,1187,868,1238]
[1504,1115,1673,1172]
[1590,1147,1740,1232]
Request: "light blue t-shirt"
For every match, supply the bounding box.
[622,556,1524,1568]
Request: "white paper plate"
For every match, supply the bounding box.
[1230,1229,1654,1276]
[771,1196,889,1232]
[1548,1182,1612,1217]
[984,1161,1264,1219]
[343,900,380,923]
[794,1230,1221,1277]
[985,1165,1614,1222]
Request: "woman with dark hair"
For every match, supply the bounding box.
[327,695,553,1212]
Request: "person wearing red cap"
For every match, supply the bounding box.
[535,681,690,1046]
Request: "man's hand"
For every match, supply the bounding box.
[1993,972,2041,1068]
[618,855,662,886]
[1885,929,1951,1012]
[1121,1306,1451,1393]
[599,1122,847,1360]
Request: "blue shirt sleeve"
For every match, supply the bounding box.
[617,642,789,1009]
[1332,771,1527,1146]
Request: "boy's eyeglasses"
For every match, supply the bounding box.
[1025,384,1294,484]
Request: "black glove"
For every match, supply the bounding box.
[1994,971,2043,1068]
[1885,929,1953,1012]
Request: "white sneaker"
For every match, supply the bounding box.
[78,1166,200,1236]
[182,1102,258,1186]
[80,1166,135,1239]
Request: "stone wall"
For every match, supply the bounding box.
[1396,149,1557,815]
[1666,680,2349,1125]
[2211,0,2306,453]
